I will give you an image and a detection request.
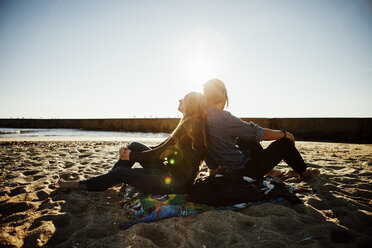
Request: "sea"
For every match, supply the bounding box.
[0,127,170,141]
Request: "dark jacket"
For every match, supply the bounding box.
[129,118,205,190]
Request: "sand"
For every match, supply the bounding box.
[0,140,371,247]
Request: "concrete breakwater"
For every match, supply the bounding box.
[0,118,371,143]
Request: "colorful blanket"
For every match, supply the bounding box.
[122,192,285,229]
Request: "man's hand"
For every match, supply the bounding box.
[285,131,295,144]
[119,146,132,160]
[263,128,296,144]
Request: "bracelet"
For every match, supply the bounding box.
[281,130,286,139]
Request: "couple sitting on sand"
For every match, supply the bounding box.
[58,79,319,194]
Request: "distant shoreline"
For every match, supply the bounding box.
[1,117,371,143]
[0,136,166,142]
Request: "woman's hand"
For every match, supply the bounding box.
[119,146,132,160]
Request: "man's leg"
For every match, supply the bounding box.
[239,138,307,178]
[256,138,307,176]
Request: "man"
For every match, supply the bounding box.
[203,78,320,180]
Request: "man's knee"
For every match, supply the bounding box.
[276,138,292,146]
[270,138,293,153]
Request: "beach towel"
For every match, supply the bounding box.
[121,177,302,229]
[122,192,285,229]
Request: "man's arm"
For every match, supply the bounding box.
[262,128,295,144]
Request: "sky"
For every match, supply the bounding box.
[0,0,371,119]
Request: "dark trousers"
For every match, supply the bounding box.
[80,142,188,194]
[237,138,307,179]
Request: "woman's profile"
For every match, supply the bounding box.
[58,91,207,194]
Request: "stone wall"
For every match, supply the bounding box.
[0,118,371,143]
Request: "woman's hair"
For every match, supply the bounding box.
[182,91,207,122]
[172,91,207,152]
[203,78,229,109]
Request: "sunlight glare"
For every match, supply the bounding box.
[176,29,232,86]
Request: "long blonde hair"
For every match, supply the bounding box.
[203,79,229,109]
[172,91,207,151]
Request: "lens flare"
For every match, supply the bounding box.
[169,158,175,165]
[174,151,178,155]
[164,176,172,185]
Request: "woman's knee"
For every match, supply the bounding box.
[128,142,151,151]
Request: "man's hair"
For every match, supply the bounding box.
[203,79,229,108]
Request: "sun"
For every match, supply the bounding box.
[175,29,232,86]
[186,53,214,85]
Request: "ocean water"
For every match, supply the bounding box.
[0,127,170,139]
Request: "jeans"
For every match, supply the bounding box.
[80,142,188,194]
[237,138,307,178]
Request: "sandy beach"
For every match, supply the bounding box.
[0,139,371,247]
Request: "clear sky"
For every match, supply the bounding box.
[1,0,371,119]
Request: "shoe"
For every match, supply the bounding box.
[300,169,320,181]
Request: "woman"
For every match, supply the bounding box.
[202,79,319,180]
[58,91,207,194]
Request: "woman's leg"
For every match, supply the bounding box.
[59,142,153,189]
[112,142,151,170]
[80,166,187,194]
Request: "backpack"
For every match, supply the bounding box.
[187,166,301,206]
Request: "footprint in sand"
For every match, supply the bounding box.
[24,221,56,247]
[59,173,77,180]
[33,175,45,181]
[23,170,39,176]
[64,161,75,168]
[351,188,372,199]
[5,173,18,180]
[79,153,93,159]
[33,213,72,228]
[356,183,372,190]
[53,214,72,228]
[9,186,27,196]
[0,202,35,217]
[35,190,50,201]
[30,162,43,167]
[326,165,345,170]
[103,164,112,169]
[0,189,10,196]
[37,198,54,211]
[359,172,372,177]
[0,213,29,225]
[48,184,57,190]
